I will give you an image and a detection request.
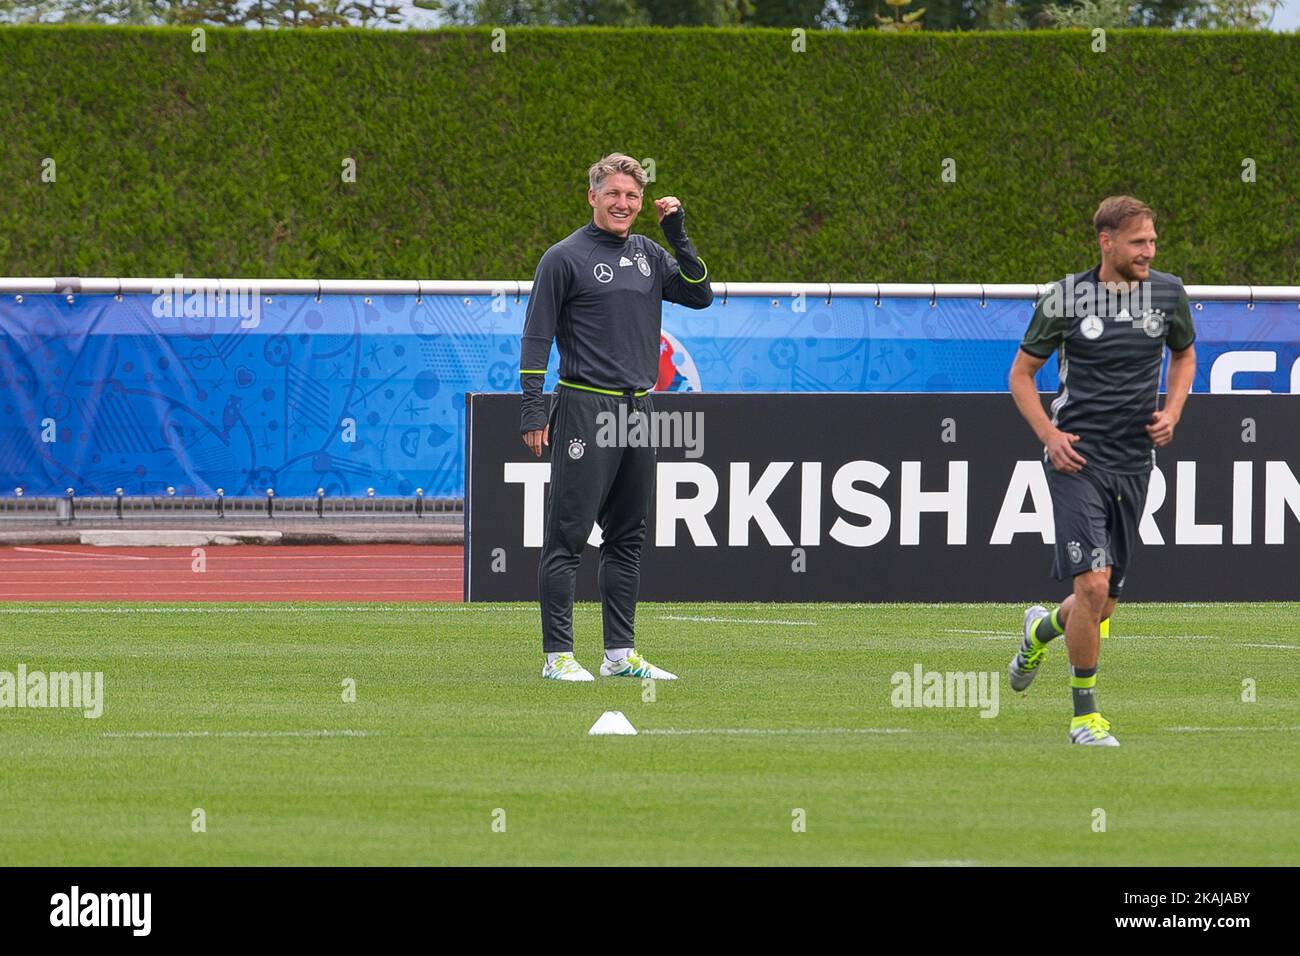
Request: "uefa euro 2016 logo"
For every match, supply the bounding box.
[657,329,702,392]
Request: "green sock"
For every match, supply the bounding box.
[1070,667,1098,717]
[1034,607,1065,645]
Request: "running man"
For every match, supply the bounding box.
[1007,195,1197,745]
[519,153,713,682]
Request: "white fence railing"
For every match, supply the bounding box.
[2,277,1298,304]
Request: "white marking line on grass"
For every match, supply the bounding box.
[1109,634,1215,640]
[640,727,912,736]
[422,605,536,611]
[1235,643,1300,650]
[926,635,1018,641]
[671,602,868,611]
[12,547,150,561]
[1166,726,1300,733]
[658,615,817,626]
[939,629,1216,640]
[102,729,376,739]
[903,860,980,867]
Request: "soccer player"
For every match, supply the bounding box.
[519,153,713,682]
[1007,196,1196,746]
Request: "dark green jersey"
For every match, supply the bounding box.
[1019,265,1196,474]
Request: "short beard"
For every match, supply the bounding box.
[1109,259,1143,284]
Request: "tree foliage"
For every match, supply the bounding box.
[0,0,1284,28]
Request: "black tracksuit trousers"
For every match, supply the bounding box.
[539,385,655,653]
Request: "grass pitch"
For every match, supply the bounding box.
[1,602,1297,866]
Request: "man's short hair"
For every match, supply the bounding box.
[588,154,647,194]
[1094,195,1155,235]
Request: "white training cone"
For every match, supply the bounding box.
[588,711,637,736]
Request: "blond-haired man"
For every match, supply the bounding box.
[519,154,713,681]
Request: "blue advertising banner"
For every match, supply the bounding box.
[1,291,1296,497]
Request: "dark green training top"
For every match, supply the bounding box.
[518,208,712,434]
[1019,264,1196,474]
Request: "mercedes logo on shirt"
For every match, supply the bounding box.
[593,262,614,283]
[1080,315,1104,340]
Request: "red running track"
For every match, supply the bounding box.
[0,545,464,602]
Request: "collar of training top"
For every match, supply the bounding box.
[585,220,633,245]
[1091,261,1142,286]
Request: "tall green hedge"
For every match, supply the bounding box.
[1,25,1296,283]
